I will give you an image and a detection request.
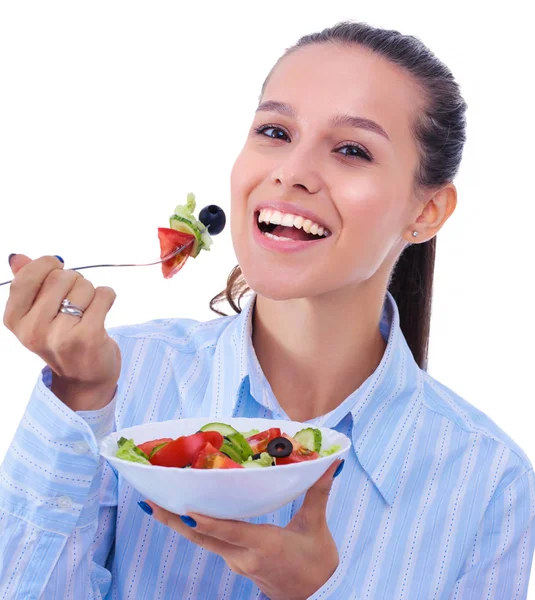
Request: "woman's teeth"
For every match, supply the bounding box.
[257,208,330,237]
[263,231,295,241]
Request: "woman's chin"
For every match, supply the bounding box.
[241,271,325,302]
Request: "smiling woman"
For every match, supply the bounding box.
[1,19,534,600]
[212,25,466,375]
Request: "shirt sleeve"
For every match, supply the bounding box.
[0,362,118,599]
[305,565,354,600]
[448,468,535,600]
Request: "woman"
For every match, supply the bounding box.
[1,21,534,600]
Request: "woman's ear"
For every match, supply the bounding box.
[408,183,457,242]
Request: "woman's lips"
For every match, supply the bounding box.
[252,212,330,253]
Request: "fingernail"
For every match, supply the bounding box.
[138,501,153,516]
[8,253,16,266]
[333,459,345,479]
[180,515,197,528]
[54,255,64,263]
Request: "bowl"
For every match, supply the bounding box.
[99,417,351,519]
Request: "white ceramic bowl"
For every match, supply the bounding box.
[99,417,351,519]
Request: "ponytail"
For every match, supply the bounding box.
[387,238,436,370]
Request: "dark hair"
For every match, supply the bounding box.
[210,21,467,371]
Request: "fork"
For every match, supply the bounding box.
[0,239,194,287]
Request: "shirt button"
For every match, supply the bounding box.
[73,441,90,454]
[57,496,72,510]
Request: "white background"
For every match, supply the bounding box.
[0,0,534,581]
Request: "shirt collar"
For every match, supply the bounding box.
[209,290,424,506]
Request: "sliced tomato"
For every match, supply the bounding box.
[246,428,282,454]
[138,437,173,457]
[192,442,243,469]
[158,227,195,279]
[275,433,319,465]
[149,431,224,467]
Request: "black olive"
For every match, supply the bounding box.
[252,453,262,460]
[266,437,293,458]
[199,205,226,236]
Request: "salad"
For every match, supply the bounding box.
[157,192,226,279]
[116,422,341,469]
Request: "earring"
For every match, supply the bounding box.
[412,231,419,237]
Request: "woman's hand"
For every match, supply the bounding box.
[3,254,120,411]
[145,459,343,600]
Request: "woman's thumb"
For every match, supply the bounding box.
[293,459,344,529]
[9,254,32,275]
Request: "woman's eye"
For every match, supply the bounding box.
[253,125,290,141]
[253,124,373,162]
[336,144,373,162]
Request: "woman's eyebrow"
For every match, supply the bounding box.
[256,100,390,142]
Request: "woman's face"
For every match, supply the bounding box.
[230,43,426,300]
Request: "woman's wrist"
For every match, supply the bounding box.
[51,373,117,412]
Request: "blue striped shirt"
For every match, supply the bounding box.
[1,291,534,599]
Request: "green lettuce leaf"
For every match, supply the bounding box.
[240,429,260,438]
[116,438,150,465]
[242,452,274,468]
[320,444,341,457]
[171,192,213,252]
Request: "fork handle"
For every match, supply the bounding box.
[0,264,141,287]
[0,242,192,287]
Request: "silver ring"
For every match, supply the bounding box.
[59,298,84,318]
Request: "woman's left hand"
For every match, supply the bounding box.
[144,459,343,600]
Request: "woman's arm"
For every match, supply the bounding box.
[0,366,118,599]
[449,468,535,599]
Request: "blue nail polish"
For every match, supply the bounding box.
[138,501,153,515]
[54,255,64,263]
[8,253,16,266]
[180,515,197,528]
[333,459,345,479]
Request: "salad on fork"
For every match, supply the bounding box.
[0,192,226,286]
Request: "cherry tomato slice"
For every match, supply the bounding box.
[158,227,195,279]
[246,428,282,454]
[275,433,319,465]
[192,442,243,469]
[137,438,173,457]
[149,431,224,467]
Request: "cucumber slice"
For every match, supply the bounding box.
[149,442,169,459]
[220,440,244,463]
[200,422,240,437]
[294,428,322,452]
[169,216,202,258]
[200,423,253,461]
[169,192,213,256]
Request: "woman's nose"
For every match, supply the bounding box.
[270,146,322,195]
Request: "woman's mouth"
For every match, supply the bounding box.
[252,209,331,253]
[255,209,331,242]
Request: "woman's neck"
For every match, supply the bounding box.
[251,281,388,422]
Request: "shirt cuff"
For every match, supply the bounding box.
[254,566,345,600]
[306,565,347,600]
[41,365,117,445]
[0,367,118,534]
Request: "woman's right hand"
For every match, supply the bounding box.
[3,254,121,411]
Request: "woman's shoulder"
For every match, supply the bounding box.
[107,312,236,354]
[420,371,533,473]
